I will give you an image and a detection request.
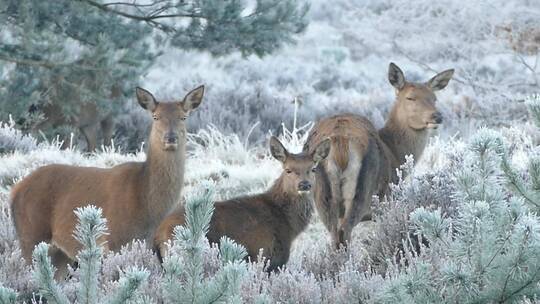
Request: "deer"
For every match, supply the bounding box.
[10,85,205,279]
[153,136,331,272]
[23,84,122,152]
[303,62,454,249]
[28,102,114,152]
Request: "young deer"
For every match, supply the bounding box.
[154,136,331,271]
[10,85,205,278]
[304,63,454,249]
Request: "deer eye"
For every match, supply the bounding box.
[180,116,187,121]
[153,115,159,121]
[285,169,292,174]
[311,167,317,172]
[406,97,416,101]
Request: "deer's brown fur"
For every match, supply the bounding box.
[154,136,331,271]
[28,85,122,151]
[304,63,454,248]
[10,85,205,278]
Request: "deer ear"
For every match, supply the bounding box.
[427,69,454,91]
[182,85,205,112]
[269,136,288,163]
[136,87,157,112]
[312,138,331,162]
[388,62,406,90]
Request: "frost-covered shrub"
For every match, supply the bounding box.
[31,206,148,304]
[0,192,33,297]
[0,285,17,304]
[161,186,247,304]
[263,268,323,304]
[365,154,459,273]
[100,241,163,302]
[0,118,38,154]
[370,129,540,303]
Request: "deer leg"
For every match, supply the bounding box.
[339,143,380,247]
[48,245,75,281]
[100,114,114,147]
[337,148,362,249]
[80,123,98,152]
[325,160,346,248]
[331,226,343,250]
[314,168,342,249]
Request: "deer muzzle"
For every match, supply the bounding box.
[297,180,312,194]
[427,111,443,129]
[163,133,179,150]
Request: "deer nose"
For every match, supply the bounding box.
[164,133,178,144]
[431,112,443,124]
[298,181,312,191]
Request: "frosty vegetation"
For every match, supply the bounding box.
[1,0,540,303]
[2,0,539,150]
[1,96,540,302]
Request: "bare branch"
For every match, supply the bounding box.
[0,54,104,71]
[391,40,519,100]
[78,0,204,33]
[0,55,56,69]
[516,53,539,86]
[102,0,169,7]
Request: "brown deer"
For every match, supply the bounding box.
[10,85,205,278]
[303,63,454,249]
[153,136,331,271]
[30,102,114,152]
[25,84,122,152]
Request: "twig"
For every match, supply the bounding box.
[516,53,539,86]
[0,54,104,71]
[391,40,515,99]
[79,0,205,33]
[0,55,55,69]
[102,0,169,7]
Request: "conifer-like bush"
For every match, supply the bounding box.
[162,186,248,304]
[369,104,540,302]
[31,206,149,304]
[0,285,17,304]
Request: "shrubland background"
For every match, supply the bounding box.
[1,0,540,303]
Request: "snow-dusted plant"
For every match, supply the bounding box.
[525,94,540,129]
[32,242,70,304]
[0,117,38,154]
[374,129,540,302]
[31,206,148,304]
[500,95,540,212]
[365,154,458,273]
[277,97,313,153]
[0,284,17,304]
[162,186,247,304]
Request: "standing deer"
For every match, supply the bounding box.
[154,136,331,272]
[30,102,114,152]
[25,84,122,152]
[10,85,205,278]
[304,63,454,249]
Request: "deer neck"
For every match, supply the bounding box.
[378,105,429,170]
[141,132,186,225]
[267,174,313,237]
